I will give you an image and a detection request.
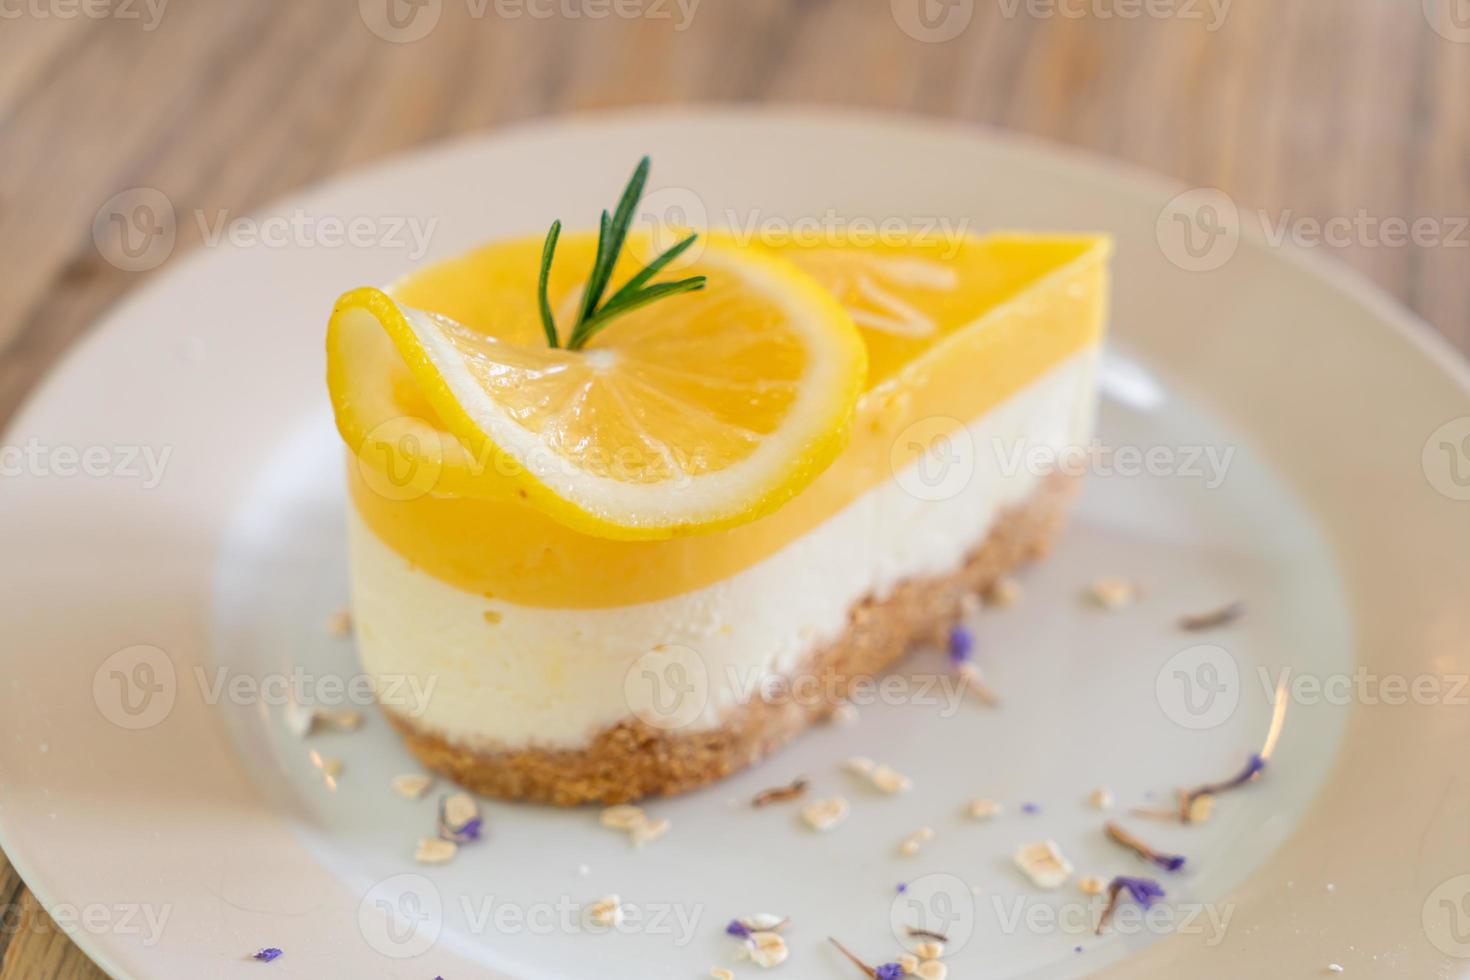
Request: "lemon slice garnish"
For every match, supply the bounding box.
[328,231,866,540]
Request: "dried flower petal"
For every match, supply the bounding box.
[1078,875,1107,896]
[252,947,283,962]
[1178,600,1245,632]
[1186,794,1216,823]
[438,793,483,842]
[913,939,945,959]
[710,969,735,980]
[985,577,1023,607]
[752,777,809,808]
[283,703,315,738]
[1104,822,1185,872]
[597,802,668,847]
[587,894,624,928]
[1118,876,1167,906]
[802,797,850,831]
[956,662,1000,707]
[871,764,912,795]
[1113,878,1164,919]
[1014,840,1073,889]
[1127,803,1182,822]
[1182,753,1267,818]
[442,792,478,829]
[631,817,671,848]
[726,919,753,939]
[967,798,1002,820]
[391,773,433,799]
[830,937,902,979]
[915,962,948,980]
[317,708,363,732]
[946,626,974,666]
[1096,876,1165,933]
[742,913,787,932]
[898,953,920,973]
[1089,787,1113,810]
[1090,577,1136,609]
[414,837,457,865]
[600,804,647,831]
[844,756,876,776]
[325,608,353,636]
[747,931,788,968]
[899,827,935,856]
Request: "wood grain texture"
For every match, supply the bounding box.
[0,1,1466,976]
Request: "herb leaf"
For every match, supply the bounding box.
[536,219,562,348]
[570,276,707,349]
[588,158,648,313]
[603,233,700,308]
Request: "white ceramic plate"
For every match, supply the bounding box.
[2,109,1468,980]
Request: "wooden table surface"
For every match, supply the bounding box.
[1,1,1466,976]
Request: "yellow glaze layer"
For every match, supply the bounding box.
[348,234,1111,608]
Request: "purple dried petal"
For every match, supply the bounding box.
[252,947,283,962]
[896,882,907,894]
[726,919,752,938]
[1233,753,1268,786]
[875,964,906,980]
[1021,802,1041,815]
[1115,876,1166,907]
[1153,853,1186,873]
[457,818,483,841]
[1207,754,1267,795]
[947,625,974,665]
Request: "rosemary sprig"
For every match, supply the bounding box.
[535,155,707,351]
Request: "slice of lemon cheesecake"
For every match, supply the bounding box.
[327,162,1110,804]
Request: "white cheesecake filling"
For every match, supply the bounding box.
[349,347,1099,749]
